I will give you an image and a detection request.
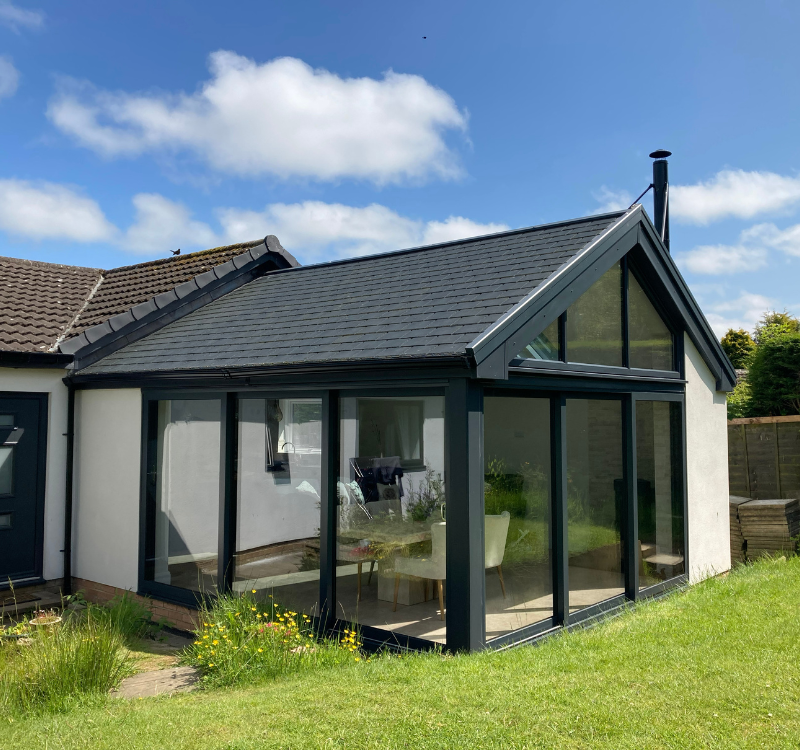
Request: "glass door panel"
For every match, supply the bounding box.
[234,397,322,617]
[636,400,685,587]
[566,398,625,611]
[484,396,553,639]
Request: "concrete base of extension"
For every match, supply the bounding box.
[112,666,200,699]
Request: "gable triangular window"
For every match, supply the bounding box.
[513,258,675,372]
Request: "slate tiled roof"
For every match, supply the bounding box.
[81,212,625,375]
[0,241,263,353]
[0,257,102,353]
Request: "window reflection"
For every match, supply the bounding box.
[636,401,684,587]
[566,398,625,610]
[566,262,623,367]
[234,398,322,616]
[629,273,674,371]
[516,319,560,361]
[145,399,221,593]
[484,397,552,639]
[336,396,446,643]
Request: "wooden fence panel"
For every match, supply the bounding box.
[727,424,749,497]
[778,421,800,498]
[728,415,800,499]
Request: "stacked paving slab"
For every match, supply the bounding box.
[729,495,749,564]
[736,498,800,561]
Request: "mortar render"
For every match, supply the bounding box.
[72,388,141,591]
[684,333,731,582]
[0,367,69,581]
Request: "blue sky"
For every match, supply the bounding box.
[1,0,799,337]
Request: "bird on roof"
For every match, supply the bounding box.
[171,249,181,256]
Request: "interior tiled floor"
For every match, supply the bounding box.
[228,549,628,646]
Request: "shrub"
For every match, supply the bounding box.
[721,328,755,369]
[0,610,132,715]
[185,589,362,687]
[727,376,752,419]
[747,332,800,416]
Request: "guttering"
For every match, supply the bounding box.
[62,378,75,595]
[68,354,475,387]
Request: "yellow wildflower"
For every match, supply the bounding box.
[213,640,219,645]
[252,589,257,594]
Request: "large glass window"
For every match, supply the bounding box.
[484,397,552,639]
[566,398,625,611]
[629,273,674,371]
[566,262,623,366]
[234,397,322,616]
[144,399,221,593]
[336,395,446,643]
[636,401,684,587]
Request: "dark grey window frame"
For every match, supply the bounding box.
[136,375,688,650]
[481,383,687,650]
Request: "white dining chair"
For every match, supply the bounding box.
[392,512,511,621]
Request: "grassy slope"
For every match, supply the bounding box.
[7,557,800,750]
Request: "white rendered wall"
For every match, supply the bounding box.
[72,388,141,591]
[684,333,730,582]
[0,367,68,581]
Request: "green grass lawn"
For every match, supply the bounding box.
[6,557,800,749]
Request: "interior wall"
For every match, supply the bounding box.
[684,333,730,582]
[72,388,141,591]
[0,367,68,581]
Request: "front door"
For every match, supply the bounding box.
[0,395,47,584]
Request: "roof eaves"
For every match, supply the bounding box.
[62,235,296,370]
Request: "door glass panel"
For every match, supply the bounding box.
[629,274,674,370]
[566,399,625,611]
[144,399,221,593]
[234,398,322,617]
[566,262,623,366]
[336,395,446,643]
[484,396,552,639]
[636,401,685,587]
[0,447,12,495]
[515,319,560,362]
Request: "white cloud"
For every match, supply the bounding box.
[0,179,116,241]
[121,193,218,253]
[0,55,18,100]
[741,222,800,257]
[217,201,508,260]
[47,52,468,184]
[677,244,768,275]
[0,1,44,32]
[422,216,508,245]
[591,186,632,214]
[671,170,800,224]
[704,292,776,338]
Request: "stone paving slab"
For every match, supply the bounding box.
[112,666,200,699]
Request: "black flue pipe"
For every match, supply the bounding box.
[650,149,671,252]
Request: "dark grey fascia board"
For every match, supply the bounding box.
[61,236,297,372]
[634,216,736,391]
[67,354,474,390]
[0,350,74,368]
[467,207,644,379]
